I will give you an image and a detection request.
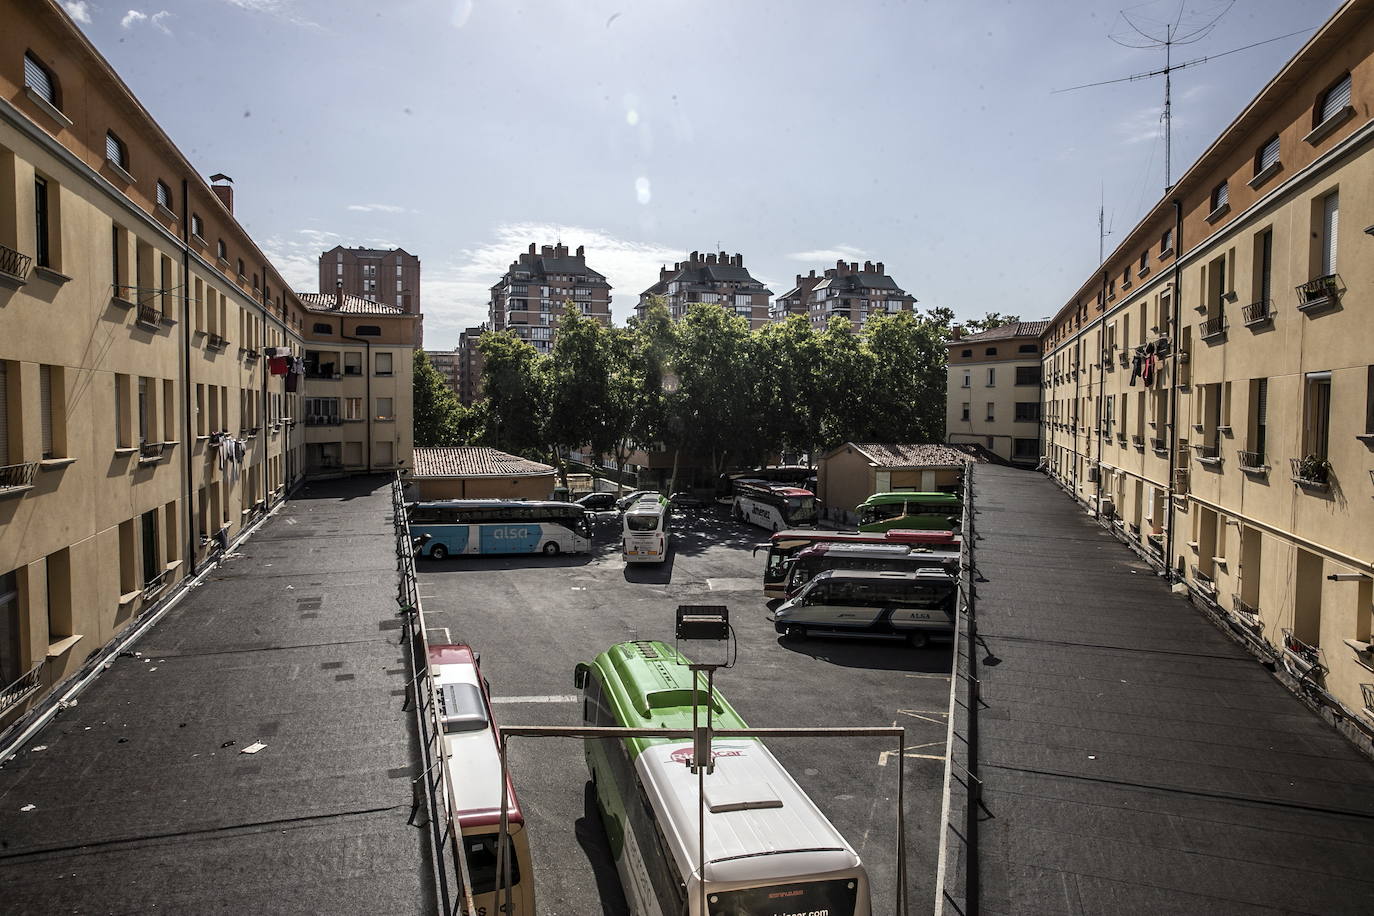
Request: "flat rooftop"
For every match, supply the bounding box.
[968,464,1374,913]
[0,477,433,914]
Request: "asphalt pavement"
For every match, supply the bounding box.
[417,504,953,915]
[0,476,433,915]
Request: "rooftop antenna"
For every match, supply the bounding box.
[1099,183,1113,265]
[1055,2,1310,193]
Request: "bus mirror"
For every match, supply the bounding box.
[573,663,589,690]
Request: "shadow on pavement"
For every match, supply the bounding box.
[575,781,630,916]
[291,474,393,501]
[777,636,954,673]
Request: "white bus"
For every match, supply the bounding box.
[428,643,535,914]
[622,493,671,564]
[732,481,817,532]
[575,640,871,916]
[408,500,591,559]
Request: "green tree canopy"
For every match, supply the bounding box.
[413,351,478,447]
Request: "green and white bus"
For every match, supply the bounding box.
[573,640,871,916]
[855,491,962,533]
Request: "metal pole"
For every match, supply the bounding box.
[498,733,511,916]
[696,668,707,916]
[897,730,907,916]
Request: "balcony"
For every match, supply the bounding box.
[0,660,44,717]
[1231,595,1262,631]
[0,242,33,288]
[1237,449,1268,474]
[1198,314,1227,342]
[1150,436,1167,452]
[136,302,163,330]
[1281,629,1326,683]
[305,415,342,427]
[1174,467,1190,490]
[1131,434,1145,450]
[1241,299,1273,327]
[1296,274,1341,313]
[0,460,39,495]
[206,333,229,351]
[241,347,260,362]
[142,569,168,600]
[1289,456,1331,492]
[1190,564,1217,597]
[1194,443,1222,467]
[138,441,166,464]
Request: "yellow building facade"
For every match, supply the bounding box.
[0,1,414,726]
[945,322,1047,467]
[1043,0,1374,726]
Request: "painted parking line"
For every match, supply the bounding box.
[878,741,946,766]
[904,673,951,680]
[490,694,580,705]
[897,708,951,726]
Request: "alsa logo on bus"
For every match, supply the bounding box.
[490,527,531,539]
[667,743,749,765]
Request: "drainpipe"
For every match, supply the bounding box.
[178,180,196,567]
[341,327,372,472]
[1070,332,1080,496]
[1164,198,1184,581]
[1093,271,1108,513]
[260,263,270,509]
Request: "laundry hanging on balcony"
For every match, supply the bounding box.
[269,355,289,376]
[285,356,304,392]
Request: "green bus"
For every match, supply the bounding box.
[573,640,871,916]
[855,491,962,533]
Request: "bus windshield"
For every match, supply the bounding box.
[784,495,817,525]
[626,513,660,531]
[706,877,859,916]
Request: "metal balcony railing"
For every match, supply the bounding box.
[0,661,44,716]
[0,242,33,283]
[1237,449,1266,471]
[1232,595,1261,627]
[142,569,168,599]
[1190,564,1216,595]
[1199,314,1227,340]
[1242,299,1273,325]
[1194,443,1221,461]
[1174,468,1189,489]
[0,461,39,491]
[136,302,162,329]
[305,415,342,427]
[1296,274,1341,311]
[1290,457,1332,490]
[1281,628,1323,675]
[206,333,228,351]
[1150,437,1167,452]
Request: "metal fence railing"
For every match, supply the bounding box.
[0,661,44,719]
[391,474,474,915]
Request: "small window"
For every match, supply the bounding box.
[985,347,998,356]
[217,239,226,260]
[191,213,204,238]
[960,402,970,421]
[155,180,172,211]
[375,352,394,375]
[1255,135,1280,175]
[1161,228,1174,254]
[1018,343,1038,354]
[1210,181,1228,213]
[104,131,129,170]
[354,325,381,337]
[376,397,394,420]
[1318,73,1352,126]
[960,349,972,358]
[312,322,332,335]
[24,52,59,108]
[237,258,245,279]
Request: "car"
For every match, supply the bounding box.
[668,491,709,511]
[614,489,659,511]
[575,492,618,512]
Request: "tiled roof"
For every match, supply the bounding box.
[298,292,407,316]
[950,321,1049,344]
[845,442,975,468]
[412,446,555,478]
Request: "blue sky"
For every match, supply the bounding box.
[60,0,1340,349]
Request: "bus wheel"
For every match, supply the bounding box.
[542,541,560,556]
[907,631,930,649]
[429,544,448,560]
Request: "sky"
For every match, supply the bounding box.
[60,0,1343,349]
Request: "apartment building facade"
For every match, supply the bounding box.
[636,250,773,329]
[426,347,461,395]
[456,325,486,405]
[945,322,1046,466]
[0,1,412,726]
[802,259,916,330]
[318,245,421,342]
[771,269,822,321]
[488,243,611,353]
[1042,0,1374,730]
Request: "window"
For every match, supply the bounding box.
[375,352,393,375]
[1018,343,1038,354]
[155,180,172,212]
[1,569,20,687]
[985,347,998,356]
[217,239,227,261]
[1210,180,1228,214]
[396,279,403,293]
[960,402,970,421]
[1161,228,1173,254]
[1255,135,1280,176]
[1014,402,1040,422]
[191,213,204,238]
[376,397,394,420]
[1303,371,1332,461]
[34,176,51,268]
[1319,191,1339,277]
[986,367,995,387]
[104,131,128,171]
[236,258,245,279]
[985,402,995,422]
[1013,438,1039,459]
[1366,366,1374,435]
[1015,365,1041,385]
[1317,73,1352,126]
[344,352,362,375]
[0,363,9,467]
[336,263,342,277]
[960,349,972,358]
[46,549,72,643]
[396,263,403,277]
[1247,378,1268,460]
[111,224,124,291]
[354,325,381,336]
[1139,251,1148,273]
[24,51,59,108]
[114,374,131,447]
[961,371,970,389]
[141,509,160,587]
[137,377,149,444]
[312,322,332,335]
[1253,228,1272,310]
[344,397,363,420]
[38,364,59,459]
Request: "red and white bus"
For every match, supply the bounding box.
[428,644,535,915]
[756,528,960,597]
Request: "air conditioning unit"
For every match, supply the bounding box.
[1087,467,1100,483]
[1098,497,1115,520]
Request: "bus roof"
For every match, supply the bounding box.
[636,737,861,885]
[797,541,959,559]
[427,643,524,829]
[769,528,958,546]
[625,494,668,514]
[589,641,749,761]
[411,499,582,511]
[810,567,955,583]
[856,491,961,506]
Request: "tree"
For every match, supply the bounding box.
[413,351,477,446]
[673,303,756,486]
[594,326,640,495]
[476,331,547,457]
[815,315,879,447]
[544,308,614,486]
[862,310,949,442]
[752,315,822,461]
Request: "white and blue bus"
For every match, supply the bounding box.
[408,500,592,559]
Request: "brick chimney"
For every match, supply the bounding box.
[209,173,233,214]
[335,280,343,307]
[575,244,584,257]
[706,253,717,265]
[528,243,536,254]
[876,261,884,274]
[863,260,873,272]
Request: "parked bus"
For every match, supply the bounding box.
[622,493,671,564]
[408,500,591,559]
[573,640,871,916]
[757,528,958,598]
[771,568,958,647]
[856,491,962,533]
[716,466,815,501]
[732,481,817,531]
[428,643,535,914]
[785,538,959,597]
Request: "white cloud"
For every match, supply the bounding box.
[347,203,409,214]
[151,10,172,33]
[786,245,868,263]
[220,0,319,28]
[61,2,92,24]
[121,9,146,28]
